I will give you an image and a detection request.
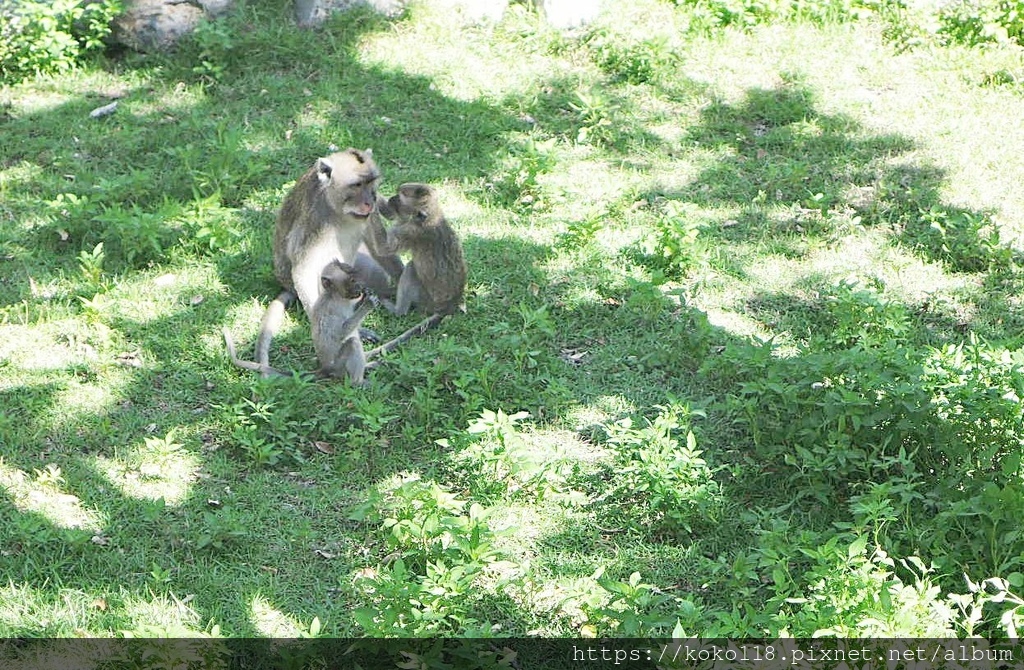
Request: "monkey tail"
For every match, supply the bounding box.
[255,290,295,377]
[224,328,276,375]
[364,313,445,364]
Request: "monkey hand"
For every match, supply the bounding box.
[356,291,381,310]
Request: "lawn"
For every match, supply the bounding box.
[3,0,1024,659]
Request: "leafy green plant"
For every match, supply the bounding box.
[0,0,123,84]
[220,395,310,468]
[195,508,247,551]
[965,574,1024,636]
[91,200,184,268]
[581,568,678,636]
[628,201,707,278]
[936,0,1024,44]
[104,626,230,670]
[182,192,242,254]
[912,206,1010,272]
[450,409,582,502]
[584,29,676,84]
[349,475,510,638]
[189,18,236,82]
[556,211,605,250]
[568,88,616,146]
[603,403,721,534]
[494,136,558,210]
[77,242,108,296]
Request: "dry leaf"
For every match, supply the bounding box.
[560,349,587,366]
[528,282,540,296]
[116,352,143,368]
[190,294,204,306]
[91,598,108,611]
[314,549,336,560]
[354,567,377,581]
[313,441,335,455]
[91,534,110,546]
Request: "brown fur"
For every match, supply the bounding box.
[365,183,466,362]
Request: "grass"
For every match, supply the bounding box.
[4,0,1024,656]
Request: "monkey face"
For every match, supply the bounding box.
[317,149,381,219]
[321,261,364,300]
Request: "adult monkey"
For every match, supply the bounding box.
[226,260,378,383]
[254,148,401,375]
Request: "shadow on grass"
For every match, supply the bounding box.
[4,2,1024,644]
[636,79,1018,276]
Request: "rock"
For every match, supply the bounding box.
[294,0,601,28]
[533,0,601,29]
[111,0,234,52]
[437,0,509,24]
[294,0,406,27]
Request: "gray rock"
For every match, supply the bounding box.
[294,0,600,28]
[533,0,601,29]
[112,0,234,52]
[294,0,406,27]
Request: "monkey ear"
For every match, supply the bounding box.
[316,158,333,182]
[363,148,373,157]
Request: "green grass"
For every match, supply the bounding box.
[4,0,1024,656]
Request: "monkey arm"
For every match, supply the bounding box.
[362,216,404,281]
[376,194,396,220]
[334,297,377,341]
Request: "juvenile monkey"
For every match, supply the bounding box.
[225,260,377,383]
[310,260,377,383]
[365,183,467,361]
[253,148,393,374]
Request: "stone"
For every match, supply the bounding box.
[294,0,601,29]
[111,0,234,52]
[294,0,406,27]
[533,0,601,29]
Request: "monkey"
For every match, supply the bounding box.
[224,260,377,383]
[250,148,396,376]
[309,259,377,383]
[363,183,467,362]
[273,148,388,316]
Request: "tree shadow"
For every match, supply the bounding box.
[4,2,1024,645]
[635,79,1018,277]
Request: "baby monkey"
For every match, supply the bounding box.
[365,183,467,361]
[225,260,377,384]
